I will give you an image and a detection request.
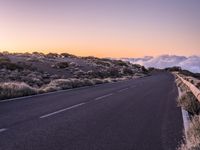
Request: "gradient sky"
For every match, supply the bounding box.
[0,0,200,57]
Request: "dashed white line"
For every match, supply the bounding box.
[95,93,113,101]
[118,88,129,93]
[0,128,7,133]
[40,102,85,119]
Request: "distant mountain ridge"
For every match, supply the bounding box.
[121,55,200,73]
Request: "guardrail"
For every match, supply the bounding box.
[176,74,200,102]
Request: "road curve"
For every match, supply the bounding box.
[0,72,183,150]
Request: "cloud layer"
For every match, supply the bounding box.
[122,55,200,73]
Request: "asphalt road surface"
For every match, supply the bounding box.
[0,72,183,150]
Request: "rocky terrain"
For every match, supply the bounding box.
[0,51,148,100]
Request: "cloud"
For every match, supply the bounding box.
[122,55,200,73]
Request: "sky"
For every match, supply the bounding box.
[0,0,200,57]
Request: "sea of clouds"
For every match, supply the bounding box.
[122,55,200,73]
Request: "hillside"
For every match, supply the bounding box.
[0,51,148,100]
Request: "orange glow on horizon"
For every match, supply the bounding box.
[0,0,199,58]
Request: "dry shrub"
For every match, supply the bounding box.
[54,62,69,69]
[0,82,37,100]
[41,78,113,92]
[178,91,200,115]
[26,57,40,62]
[0,57,10,63]
[195,82,200,89]
[42,79,73,92]
[179,116,200,150]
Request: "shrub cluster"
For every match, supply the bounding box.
[52,62,69,69]
[0,52,148,100]
[0,82,38,100]
[41,78,110,92]
[179,116,200,150]
[178,91,200,115]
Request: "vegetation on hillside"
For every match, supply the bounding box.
[0,51,149,100]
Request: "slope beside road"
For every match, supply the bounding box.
[0,72,183,150]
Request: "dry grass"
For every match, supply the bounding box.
[41,78,111,92]
[178,116,200,150]
[175,75,200,115]
[0,57,10,63]
[178,91,200,115]
[0,82,38,100]
[176,75,200,150]
[0,76,132,100]
[0,52,148,100]
[41,79,73,92]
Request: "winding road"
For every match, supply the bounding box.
[0,72,183,150]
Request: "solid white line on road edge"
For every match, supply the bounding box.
[94,93,113,101]
[117,88,129,93]
[0,80,126,103]
[178,87,190,139]
[182,108,190,137]
[0,128,7,133]
[0,89,73,103]
[40,103,85,119]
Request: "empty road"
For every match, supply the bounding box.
[0,72,183,150]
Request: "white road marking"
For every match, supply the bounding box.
[118,88,129,93]
[0,128,7,133]
[40,102,85,119]
[0,81,121,103]
[95,93,113,101]
[181,108,190,136]
[178,87,190,140]
[0,78,134,103]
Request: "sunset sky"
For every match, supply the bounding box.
[0,0,200,57]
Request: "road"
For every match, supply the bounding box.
[0,72,183,150]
